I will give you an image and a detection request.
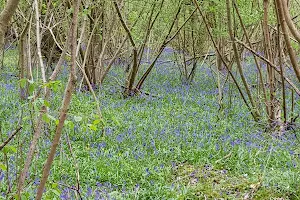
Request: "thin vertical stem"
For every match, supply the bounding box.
[226,0,260,120]
[275,0,287,123]
[276,0,300,82]
[34,0,47,84]
[233,0,268,117]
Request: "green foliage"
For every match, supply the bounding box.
[2,57,299,198]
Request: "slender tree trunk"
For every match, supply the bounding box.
[34,0,47,84]
[35,0,80,198]
[188,23,198,83]
[233,0,269,118]
[27,16,33,81]
[18,18,31,100]
[17,20,73,200]
[263,0,276,124]
[281,0,300,44]
[113,0,138,97]
[276,8,287,124]
[136,5,193,90]
[236,39,300,96]
[275,0,300,82]
[99,4,145,84]
[226,0,260,121]
[0,0,20,51]
[19,34,26,100]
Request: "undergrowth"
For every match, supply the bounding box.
[0,49,299,199]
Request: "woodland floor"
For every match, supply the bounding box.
[0,49,300,199]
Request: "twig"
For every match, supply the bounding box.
[65,132,82,200]
[0,127,22,151]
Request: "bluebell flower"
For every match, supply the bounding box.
[94,189,100,199]
[5,83,14,91]
[116,134,124,143]
[60,189,69,200]
[86,187,93,197]
[98,142,106,149]
[215,143,220,151]
[0,172,4,182]
[134,184,140,192]
[96,182,103,187]
[33,178,40,185]
[145,168,150,176]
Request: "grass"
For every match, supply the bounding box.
[0,49,300,199]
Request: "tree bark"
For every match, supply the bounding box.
[0,0,20,50]
[282,0,300,44]
[34,0,47,84]
[263,0,276,124]
[275,0,300,82]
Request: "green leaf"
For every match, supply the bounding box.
[21,192,30,200]
[44,100,51,108]
[8,146,17,153]
[13,194,20,200]
[52,182,58,189]
[42,113,51,124]
[19,78,27,88]
[68,121,75,130]
[0,162,7,171]
[27,80,37,94]
[28,83,36,94]
[43,81,62,92]
[88,124,97,131]
[112,117,120,126]
[93,119,101,125]
[3,145,17,154]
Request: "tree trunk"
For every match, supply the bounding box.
[226,0,260,121]
[0,0,20,50]
[281,0,300,44]
[263,0,277,125]
[35,0,80,198]
[275,0,300,82]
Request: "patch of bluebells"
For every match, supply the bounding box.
[0,48,299,199]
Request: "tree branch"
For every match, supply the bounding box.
[0,127,22,151]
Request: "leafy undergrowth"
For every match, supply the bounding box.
[0,50,300,199]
